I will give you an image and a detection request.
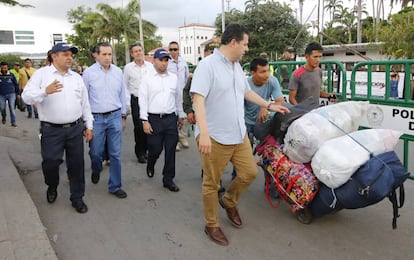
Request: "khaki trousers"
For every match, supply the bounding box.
[199,135,258,227]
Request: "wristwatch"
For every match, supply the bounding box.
[266,102,272,111]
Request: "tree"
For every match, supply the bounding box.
[244,0,263,12]
[324,0,343,21]
[66,1,162,66]
[379,7,414,58]
[334,6,357,43]
[0,0,33,7]
[215,1,309,63]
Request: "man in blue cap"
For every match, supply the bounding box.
[22,42,93,213]
[139,48,185,192]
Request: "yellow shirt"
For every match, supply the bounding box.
[18,67,36,90]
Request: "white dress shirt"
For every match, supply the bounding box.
[138,71,185,121]
[123,60,155,97]
[21,65,93,129]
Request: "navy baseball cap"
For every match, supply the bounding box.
[153,49,171,59]
[51,42,78,54]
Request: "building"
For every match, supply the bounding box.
[0,28,67,63]
[322,42,388,70]
[178,23,216,65]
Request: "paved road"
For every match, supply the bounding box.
[3,110,414,260]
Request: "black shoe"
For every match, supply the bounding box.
[34,114,39,119]
[71,200,88,213]
[27,114,32,118]
[138,155,147,164]
[146,165,154,178]
[1,118,5,125]
[91,172,100,184]
[46,187,57,203]
[11,123,17,127]
[163,182,180,192]
[110,189,127,198]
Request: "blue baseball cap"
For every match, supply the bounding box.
[51,42,78,54]
[153,49,171,59]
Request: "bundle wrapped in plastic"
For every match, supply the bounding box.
[311,129,402,188]
[256,135,319,212]
[283,101,369,163]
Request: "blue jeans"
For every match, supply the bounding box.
[89,109,123,193]
[0,93,16,124]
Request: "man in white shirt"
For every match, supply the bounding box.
[124,42,155,164]
[139,49,185,192]
[22,42,93,213]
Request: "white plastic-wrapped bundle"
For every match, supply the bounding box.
[311,129,402,188]
[283,101,369,163]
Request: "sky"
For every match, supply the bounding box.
[0,0,398,53]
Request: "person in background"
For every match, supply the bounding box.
[124,42,155,164]
[167,41,189,151]
[83,42,128,199]
[21,42,93,213]
[279,46,295,89]
[288,42,334,105]
[76,65,84,76]
[19,58,38,118]
[259,52,274,76]
[390,72,400,99]
[10,62,20,82]
[0,62,19,127]
[191,23,290,246]
[139,49,185,192]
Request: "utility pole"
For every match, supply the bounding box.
[221,0,226,33]
[138,0,144,50]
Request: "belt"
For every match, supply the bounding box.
[41,118,82,128]
[148,112,175,119]
[92,108,121,116]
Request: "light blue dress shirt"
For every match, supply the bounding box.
[83,62,128,114]
[190,49,250,145]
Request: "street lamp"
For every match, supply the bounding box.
[138,0,144,50]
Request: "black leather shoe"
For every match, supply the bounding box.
[46,187,57,203]
[111,189,127,198]
[91,172,100,184]
[138,155,147,164]
[72,200,88,213]
[163,182,180,192]
[146,165,154,178]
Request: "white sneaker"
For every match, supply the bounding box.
[176,143,181,151]
[179,138,189,148]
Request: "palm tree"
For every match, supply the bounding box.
[0,0,33,7]
[335,6,356,43]
[324,0,343,21]
[390,0,414,8]
[95,0,141,64]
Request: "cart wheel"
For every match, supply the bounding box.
[295,208,312,224]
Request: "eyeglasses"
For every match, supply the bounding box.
[169,48,178,52]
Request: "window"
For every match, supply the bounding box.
[0,30,14,44]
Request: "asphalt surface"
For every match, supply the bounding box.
[1,110,414,260]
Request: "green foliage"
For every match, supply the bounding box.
[66,0,162,66]
[0,54,22,66]
[214,1,309,63]
[0,0,34,7]
[378,7,414,58]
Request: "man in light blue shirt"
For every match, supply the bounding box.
[83,42,128,199]
[244,57,284,144]
[191,24,290,246]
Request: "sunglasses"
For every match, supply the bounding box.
[169,48,178,51]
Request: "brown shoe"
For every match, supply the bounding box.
[204,226,229,246]
[219,197,243,228]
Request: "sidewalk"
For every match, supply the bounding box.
[0,134,57,259]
